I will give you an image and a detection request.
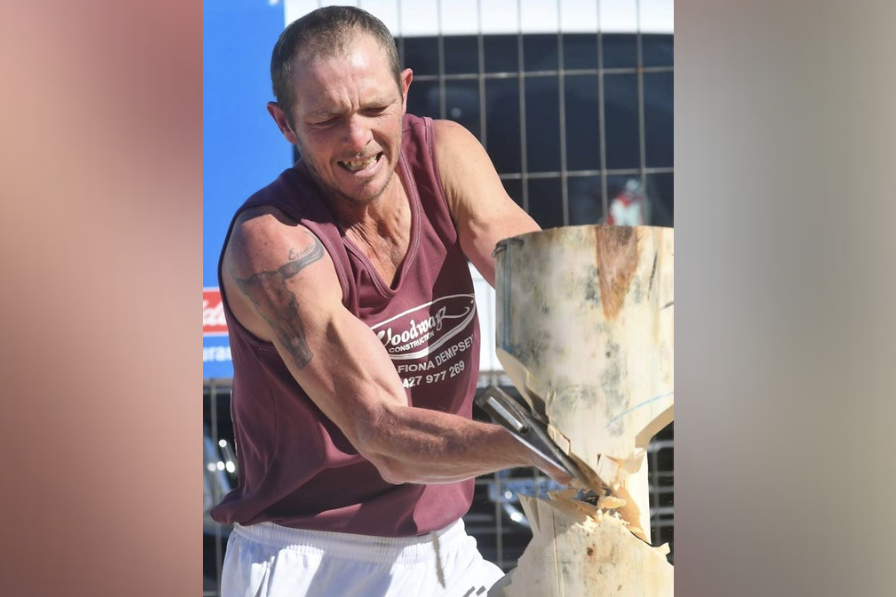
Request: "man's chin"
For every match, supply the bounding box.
[331,174,393,205]
[303,160,395,206]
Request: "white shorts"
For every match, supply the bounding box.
[221,518,505,597]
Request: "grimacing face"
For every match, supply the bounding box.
[269,34,412,208]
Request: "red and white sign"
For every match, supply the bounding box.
[203,288,228,335]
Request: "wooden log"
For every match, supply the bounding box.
[489,225,674,596]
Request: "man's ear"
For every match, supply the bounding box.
[399,68,413,112]
[267,102,298,144]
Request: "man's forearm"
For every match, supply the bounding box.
[360,404,538,485]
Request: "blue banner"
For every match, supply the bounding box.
[203,0,291,379]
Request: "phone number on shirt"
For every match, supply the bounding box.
[401,360,465,388]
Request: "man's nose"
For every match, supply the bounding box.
[343,115,373,153]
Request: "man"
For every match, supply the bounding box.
[212,6,569,596]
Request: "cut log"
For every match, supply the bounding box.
[489,225,674,595]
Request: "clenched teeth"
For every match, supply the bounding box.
[341,154,378,172]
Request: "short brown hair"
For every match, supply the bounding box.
[270,6,401,123]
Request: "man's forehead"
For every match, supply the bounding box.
[292,44,390,86]
[293,32,387,69]
[292,72,398,117]
[290,46,399,111]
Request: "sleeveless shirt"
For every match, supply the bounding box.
[211,115,481,537]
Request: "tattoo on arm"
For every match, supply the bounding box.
[231,231,326,369]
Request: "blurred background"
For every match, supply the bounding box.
[203,0,674,594]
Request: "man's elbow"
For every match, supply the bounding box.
[358,437,412,484]
[353,410,414,485]
[369,454,413,485]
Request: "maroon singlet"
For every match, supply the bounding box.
[211,115,481,537]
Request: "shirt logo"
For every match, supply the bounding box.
[370,294,476,361]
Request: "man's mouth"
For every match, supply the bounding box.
[339,153,382,172]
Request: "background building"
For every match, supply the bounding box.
[203,1,673,594]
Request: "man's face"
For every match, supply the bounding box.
[277,35,412,207]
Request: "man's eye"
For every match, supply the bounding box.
[365,106,388,116]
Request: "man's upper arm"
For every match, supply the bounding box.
[433,119,540,286]
[222,211,409,455]
[225,214,328,368]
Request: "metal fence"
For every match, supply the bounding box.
[400,29,674,230]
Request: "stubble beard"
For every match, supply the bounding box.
[321,165,395,208]
[297,131,402,209]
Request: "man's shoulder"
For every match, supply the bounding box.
[231,164,327,233]
[230,205,315,256]
[224,208,330,297]
[401,116,475,171]
[428,119,482,180]
[403,114,469,141]
[430,119,472,148]
[233,204,292,233]
[225,179,313,265]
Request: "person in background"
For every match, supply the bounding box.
[213,6,569,596]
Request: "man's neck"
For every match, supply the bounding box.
[333,175,407,239]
